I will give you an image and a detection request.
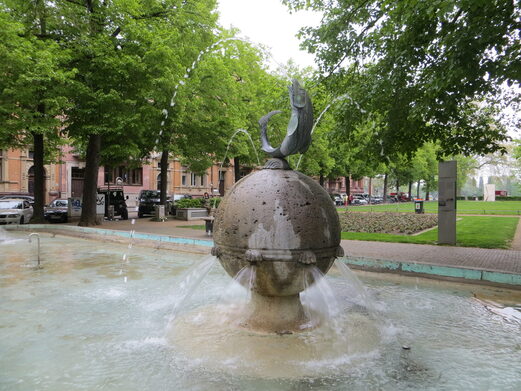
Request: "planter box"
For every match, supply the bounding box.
[175,208,208,221]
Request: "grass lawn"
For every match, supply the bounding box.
[180,224,206,230]
[341,200,521,215]
[341,216,519,249]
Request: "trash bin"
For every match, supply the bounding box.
[202,216,214,236]
[414,199,424,214]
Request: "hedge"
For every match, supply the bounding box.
[496,196,521,201]
[175,197,222,209]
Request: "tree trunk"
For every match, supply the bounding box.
[319,174,325,187]
[344,175,351,196]
[233,157,240,182]
[408,181,413,200]
[79,134,101,226]
[383,173,388,202]
[160,149,168,204]
[31,130,46,223]
[396,179,400,193]
[425,183,430,201]
[417,180,421,198]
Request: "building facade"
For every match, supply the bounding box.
[1,146,368,205]
[0,146,236,207]
[324,176,366,195]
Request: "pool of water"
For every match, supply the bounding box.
[1,230,520,390]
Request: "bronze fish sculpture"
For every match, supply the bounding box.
[259,79,313,158]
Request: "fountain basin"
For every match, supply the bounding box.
[1,231,521,389]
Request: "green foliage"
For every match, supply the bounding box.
[0,2,73,154]
[284,0,517,158]
[175,198,205,208]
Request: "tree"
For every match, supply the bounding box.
[55,0,221,226]
[0,1,73,222]
[284,0,517,157]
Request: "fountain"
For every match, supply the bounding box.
[1,83,521,389]
[1,226,521,387]
[211,79,344,332]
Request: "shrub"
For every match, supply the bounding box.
[208,197,222,208]
[496,196,521,201]
[340,211,438,234]
[175,198,204,208]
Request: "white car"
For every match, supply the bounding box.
[0,199,33,224]
[352,196,368,205]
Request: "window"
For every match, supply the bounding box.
[190,173,196,187]
[129,168,142,185]
[104,166,143,185]
[28,150,34,159]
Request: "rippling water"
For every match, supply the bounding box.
[1,231,520,390]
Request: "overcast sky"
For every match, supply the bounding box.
[217,0,321,69]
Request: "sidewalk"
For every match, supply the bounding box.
[66,212,521,288]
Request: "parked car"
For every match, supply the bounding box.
[97,187,128,220]
[0,194,34,206]
[389,192,410,202]
[330,194,344,206]
[44,199,69,223]
[138,190,173,218]
[351,196,368,205]
[370,196,383,204]
[0,199,33,224]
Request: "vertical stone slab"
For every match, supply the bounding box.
[484,184,496,201]
[438,161,457,245]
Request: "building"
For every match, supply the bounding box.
[0,146,237,207]
[324,176,365,195]
[2,145,367,204]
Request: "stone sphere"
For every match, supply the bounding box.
[212,166,343,296]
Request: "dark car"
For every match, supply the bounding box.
[44,199,69,223]
[138,190,172,218]
[97,187,128,220]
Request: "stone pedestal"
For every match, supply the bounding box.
[212,162,343,333]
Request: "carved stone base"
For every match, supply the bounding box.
[240,293,310,333]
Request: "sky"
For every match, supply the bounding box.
[217,0,321,69]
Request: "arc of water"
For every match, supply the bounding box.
[167,255,217,325]
[212,128,260,208]
[119,219,136,283]
[155,36,289,152]
[333,260,379,317]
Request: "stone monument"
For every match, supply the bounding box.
[212,80,344,333]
